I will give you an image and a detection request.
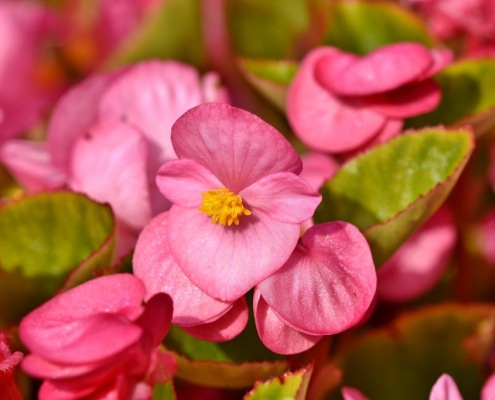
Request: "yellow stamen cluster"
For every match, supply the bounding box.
[199,188,251,226]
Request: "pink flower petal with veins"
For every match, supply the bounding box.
[258,222,376,335]
[253,289,322,355]
[314,43,432,96]
[287,47,386,153]
[429,374,463,400]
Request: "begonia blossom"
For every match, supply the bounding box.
[287,43,452,153]
[133,211,249,342]
[254,221,376,354]
[19,273,176,400]
[156,103,321,301]
[0,331,24,400]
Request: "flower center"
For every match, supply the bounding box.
[199,188,251,226]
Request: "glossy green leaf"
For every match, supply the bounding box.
[244,364,313,400]
[237,58,298,111]
[407,59,495,130]
[325,304,495,400]
[0,191,116,326]
[314,128,474,265]
[324,1,432,54]
[107,0,204,68]
[152,382,176,400]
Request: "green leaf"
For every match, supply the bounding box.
[407,59,495,130]
[237,58,298,111]
[244,364,313,400]
[314,128,474,265]
[106,0,204,68]
[324,1,432,54]
[0,191,116,326]
[152,382,176,400]
[325,304,494,400]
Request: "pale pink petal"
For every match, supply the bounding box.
[167,205,301,301]
[240,172,321,224]
[133,212,234,325]
[201,71,230,103]
[377,207,456,302]
[156,159,223,209]
[171,103,302,192]
[342,387,370,400]
[287,47,386,153]
[429,374,463,400]
[300,152,340,192]
[314,43,432,96]
[69,120,152,231]
[481,373,495,400]
[19,274,146,365]
[366,79,442,118]
[419,49,453,79]
[258,222,376,335]
[47,71,119,171]
[253,290,322,355]
[182,297,249,342]
[0,139,66,191]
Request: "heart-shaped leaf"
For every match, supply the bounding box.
[314,128,474,265]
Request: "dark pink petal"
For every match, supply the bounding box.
[133,212,234,325]
[0,140,66,191]
[365,79,442,118]
[342,387,370,400]
[300,152,340,192]
[429,374,463,400]
[241,172,321,224]
[156,159,223,209]
[167,205,301,301]
[253,290,322,355]
[258,222,376,335]
[47,71,119,171]
[314,43,432,96]
[22,353,100,380]
[171,103,302,192]
[377,207,456,302]
[287,47,386,153]
[69,120,152,231]
[19,274,146,364]
[182,297,249,342]
[136,293,173,349]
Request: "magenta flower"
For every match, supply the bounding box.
[156,103,321,301]
[254,221,376,354]
[19,274,176,400]
[0,331,23,400]
[287,43,452,153]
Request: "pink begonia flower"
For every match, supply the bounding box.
[133,212,249,341]
[0,331,24,400]
[156,103,321,302]
[0,0,63,142]
[0,60,227,256]
[376,206,456,302]
[19,274,176,400]
[287,43,452,153]
[254,221,376,354]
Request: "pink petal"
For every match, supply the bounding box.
[133,212,234,325]
[167,205,301,301]
[377,207,456,302]
[314,43,432,96]
[0,139,66,192]
[182,297,249,342]
[47,71,119,171]
[135,292,173,349]
[419,49,453,79]
[69,120,152,231]
[19,274,146,365]
[258,222,376,335]
[253,290,322,355]
[481,373,495,400]
[287,47,386,153]
[365,79,442,118]
[156,159,223,209]
[240,172,321,224]
[429,374,463,400]
[22,353,100,380]
[170,103,302,192]
[342,387,370,400]
[300,152,340,192]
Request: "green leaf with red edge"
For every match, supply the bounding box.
[407,59,495,134]
[237,58,298,111]
[324,1,432,55]
[314,128,474,266]
[244,364,313,400]
[0,191,116,327]
[324,303,495,400]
